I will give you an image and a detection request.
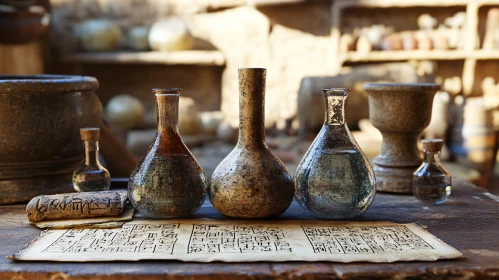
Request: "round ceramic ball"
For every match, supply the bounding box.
[78,19,123,52]
[148,18,194,52]
[128,26,149,51]
[105,95,145,130]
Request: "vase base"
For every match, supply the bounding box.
[0,173,74,205]
[373,164,417,193]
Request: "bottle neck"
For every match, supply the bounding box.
[156,94,179,133]
[324,94,346,126]
[424,151,442,165]
[237,69,266,148]
[84,140,100,166]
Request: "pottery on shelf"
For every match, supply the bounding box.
[0,0,51,45]
[363,83,440,193]
[208,68,295,218]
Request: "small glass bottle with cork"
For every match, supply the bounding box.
[72,127,111,192]
[413,139,451,204]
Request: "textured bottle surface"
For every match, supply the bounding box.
[295,147,374,219]
[295,130,375,219]
[294,89,375,219]
[128,89,207,219]
[129,155,206,218]
[208,68,294,218]
[209,146,294,218]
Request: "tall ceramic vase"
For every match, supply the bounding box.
[128,88,207,218]
[294,88,375,219]
[363,83,440,193]
[208,68,295,218]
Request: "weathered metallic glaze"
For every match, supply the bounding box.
[294,89,375,219]
[209,68,294,218]
[128,89,207,219]
[364,83,440,193]
[0,75,102,204]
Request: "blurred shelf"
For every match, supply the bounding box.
[474,50,499,60]
[199,0,307,9]
[343,50,468,62]
[60,51,226,66]
[343,50,499,62]
[335,0,499,9]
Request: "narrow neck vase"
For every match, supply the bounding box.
[208,68,295,219]
[237,68,266,149]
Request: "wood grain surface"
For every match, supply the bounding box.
[0,180,498,279]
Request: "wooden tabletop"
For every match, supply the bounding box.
[0,180,498,279]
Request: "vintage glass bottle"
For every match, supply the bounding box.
[208,68,295,218]
[413,139,451,204]
[128,88,207,219]
[72,128,111,192]
[294,88,376,219]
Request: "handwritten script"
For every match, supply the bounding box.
[11,220,462,262]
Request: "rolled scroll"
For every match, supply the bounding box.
[26,191,126,222]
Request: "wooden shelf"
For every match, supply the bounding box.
[331,0,499,96]
[343,50,468,62]
[473,50,499,60]
[198,0,307,9]
[60,51,226,66]
[336,0,499,9]
[343,50,499,63]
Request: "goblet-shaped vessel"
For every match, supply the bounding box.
[363,83,439,193]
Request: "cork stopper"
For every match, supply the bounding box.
[80,128,100,141]
[422,139,444,153]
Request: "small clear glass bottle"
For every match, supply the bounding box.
[72,128,111,192]
[413,139,451,204]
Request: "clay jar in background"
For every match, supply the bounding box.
[402,32,418,50]
[364,83,439,193]
[417,32,433,50]
[0,75,102,204]
[356,36,372,53]
[381,34,403,51]
[208,68,295,218]
[128,88,207,219]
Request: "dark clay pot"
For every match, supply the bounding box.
[0,75,102,204]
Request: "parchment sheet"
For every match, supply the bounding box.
[32,207,134,229]
[10,220,462,263]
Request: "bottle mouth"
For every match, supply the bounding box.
[238,68,266,71]
[153,88,181,96]
[322,88,350,96]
